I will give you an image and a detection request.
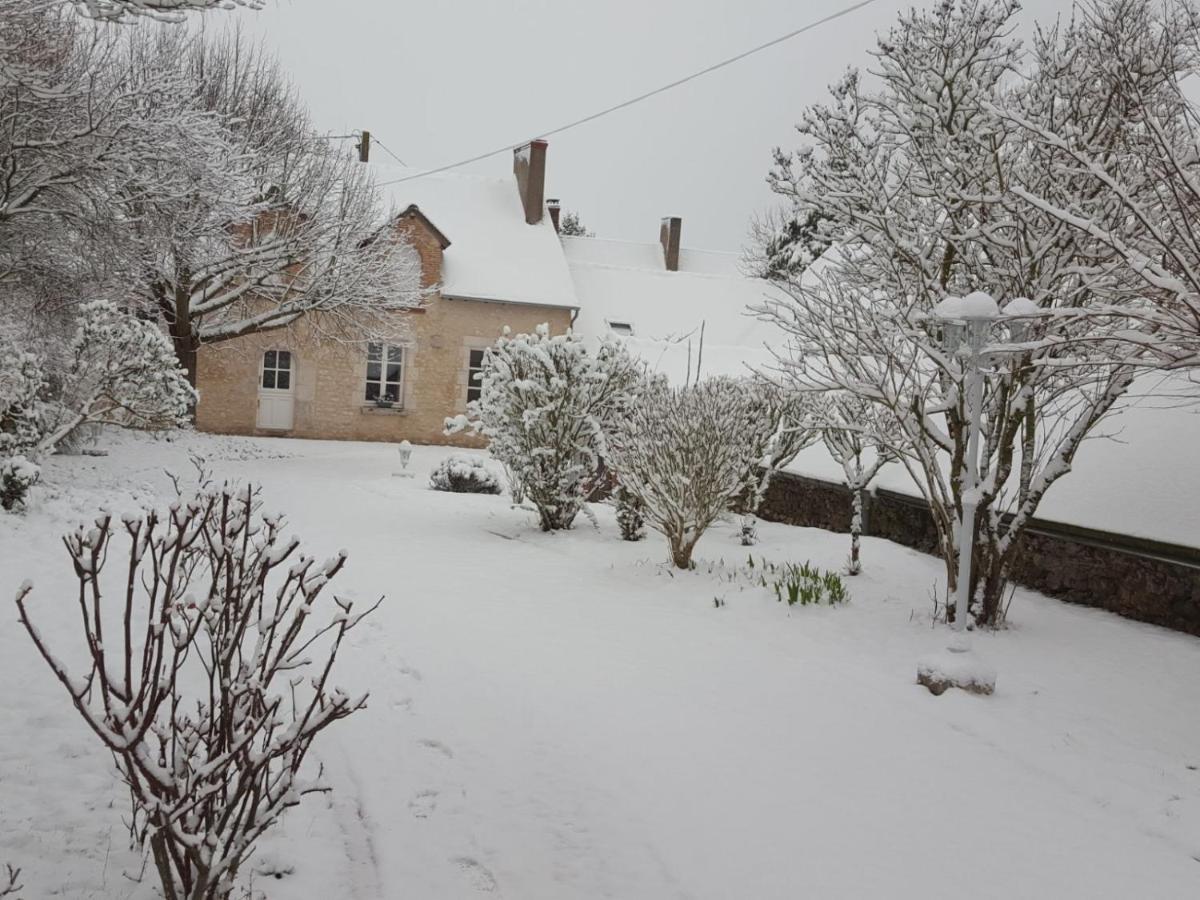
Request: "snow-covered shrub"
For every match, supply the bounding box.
[614,483,645,541]
[38,300,195,451]
[0,456,40,511]
[1,303,194,471]
[610,378,768,569]
[15,483,380,900]
[448,325,645,531]
[429,454,501,494]
[0,339,47,511]
[0,340,47,460]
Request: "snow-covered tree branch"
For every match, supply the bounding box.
[113,27,425,384]
[991,0,1200,369]
[73,0,262,21]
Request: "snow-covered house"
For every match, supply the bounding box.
[195,140,577,446]
[191,138,1198,550]
[194,139,782,446]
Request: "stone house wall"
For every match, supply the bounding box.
[195,216,573,446]
[757,470,1200,637]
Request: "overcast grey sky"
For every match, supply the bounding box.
[241,0,1078,252]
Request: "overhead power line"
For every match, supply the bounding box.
[371,135,408,167]
[375,0,879,188]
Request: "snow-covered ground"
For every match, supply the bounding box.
[2,432,1199,899]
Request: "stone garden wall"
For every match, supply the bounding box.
[758,471,1200,637]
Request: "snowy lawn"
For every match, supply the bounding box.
[2,432,1199,899]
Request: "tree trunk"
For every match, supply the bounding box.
[169,284,199,388]
[150,832,181,900]
[170,324,199,388]
[848,487,863,574]
[670,534,697,569]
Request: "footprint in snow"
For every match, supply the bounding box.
[419,738,453,758]
[409,789,438,819]
[453,856,499,893]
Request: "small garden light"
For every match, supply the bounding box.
[395,440,414,478]
[1002,296,1041,344]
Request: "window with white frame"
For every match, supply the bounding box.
[261,349,292,390]
[466,348,486,403]
[365,343,404,404]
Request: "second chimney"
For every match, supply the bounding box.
[660,216,681,271]
[514,139,548,225]
[547,198,561,233]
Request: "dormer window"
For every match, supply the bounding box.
[608,321,634,337]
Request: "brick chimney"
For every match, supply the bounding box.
[547,198,561,233]
[660,216,681,271]
[513,139,548,225]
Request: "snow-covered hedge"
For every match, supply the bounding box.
[429,455,501,494]
[447,325,645,531]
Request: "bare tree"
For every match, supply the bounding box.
[992,0,1200,370]
[114,27,425,384]
[757,0,1158,625]
[15,481,380,900]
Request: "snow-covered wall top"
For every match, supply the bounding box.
[375,166,578,309]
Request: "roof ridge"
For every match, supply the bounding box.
[565,256,768,283]
[561,234,743,258]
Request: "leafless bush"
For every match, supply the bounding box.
[15,483,380,900]
[611,378,768,568]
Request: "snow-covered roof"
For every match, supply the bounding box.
[563,237,788,383]
[373,165,578,310]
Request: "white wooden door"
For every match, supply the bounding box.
[256,349,295,430]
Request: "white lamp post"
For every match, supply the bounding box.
[932,291,1000,638]
[917,293,1041,694]
[933,293,1046,633]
